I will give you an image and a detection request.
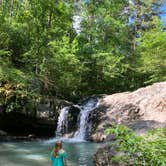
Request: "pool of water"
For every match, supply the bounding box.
[0,138,100,166]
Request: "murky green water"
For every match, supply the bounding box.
[0,139,100,166]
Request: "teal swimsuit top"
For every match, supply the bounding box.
[50,149,67,166]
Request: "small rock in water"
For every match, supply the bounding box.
[0,130,7,136]
[28,134,35,139]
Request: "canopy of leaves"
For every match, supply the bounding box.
[0,0,165,113]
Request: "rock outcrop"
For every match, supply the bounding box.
[90,82,166,142]
[0,112,56,139]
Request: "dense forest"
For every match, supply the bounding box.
[0,0,166,114]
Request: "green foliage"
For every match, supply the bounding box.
[0,0,165,113]
[0,67,39,113]
[47,36,83,99]
[136,17,166,84]
[76,0,131,94]
[106,125,166,165]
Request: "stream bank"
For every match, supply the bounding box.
[0,112,56,141]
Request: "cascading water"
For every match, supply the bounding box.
[74,98,99,140]
[56,97,99,141]
[56,107,69,137]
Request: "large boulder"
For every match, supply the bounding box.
[90,82,166,142]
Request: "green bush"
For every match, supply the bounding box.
[105,125,166,165]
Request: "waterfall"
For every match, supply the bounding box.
[74,98,99,140]
[56,107,69,137]
[56,97,99,141]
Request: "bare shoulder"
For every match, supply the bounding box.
[59,149,65,153]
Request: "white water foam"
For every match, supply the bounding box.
[74,98,99,140]
[56,107,69,137]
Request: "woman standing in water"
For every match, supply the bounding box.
[50,141,68,166]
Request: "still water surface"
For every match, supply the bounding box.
[0,139,100,166]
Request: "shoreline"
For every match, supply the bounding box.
[0,135,52,142]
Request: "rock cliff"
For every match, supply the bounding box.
[90,82,166,142]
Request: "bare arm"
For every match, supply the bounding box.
[64,159,67,166]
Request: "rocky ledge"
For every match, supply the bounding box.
[0,130,43,142]
[90,82,166,142]
[0,112,56,141]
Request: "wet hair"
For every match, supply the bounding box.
[53,141,62,157]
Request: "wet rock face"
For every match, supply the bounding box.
[93,145,114,166]
[90,82,166,142]
[93,143,137,166]
[37,98,73,119]
[93,142,124,166]
[0,112,56,137]
[67,106,81,133]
